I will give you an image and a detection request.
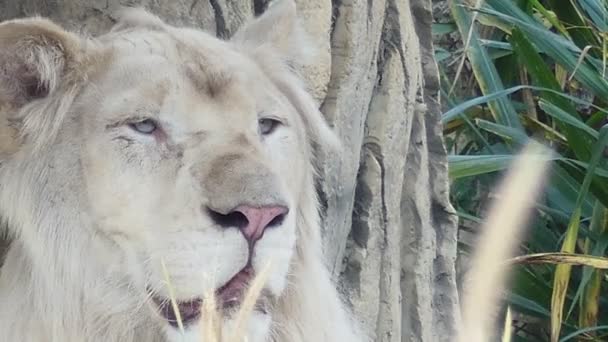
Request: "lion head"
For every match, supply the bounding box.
[0,1,361,341]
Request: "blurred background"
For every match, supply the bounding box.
[435,0,608,340]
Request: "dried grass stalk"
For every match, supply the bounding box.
[458,143,551,342]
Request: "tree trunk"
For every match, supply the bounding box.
[0,0,460,340]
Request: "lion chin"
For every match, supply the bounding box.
[0,0,364,341]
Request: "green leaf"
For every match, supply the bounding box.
[538,100,599,139]
[483,1,608,100]
[450,0,523,131]
[475,119,529,145]
[577,0,608,31]
[432,22,457,36]
[509,27,592,162]
[577,201,608,330]
[551,125,608,341]
[435,47,452,63]
[441,85,608,124]
[546,166,595,219]
[506,292,551,318]
[547,0,600,53]
[530,0,570,37]
[448,154,516,179]
[479,39,515,59]
[559,325,608,342]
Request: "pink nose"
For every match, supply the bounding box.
[203,205,284,242]
[206,204,289,241]
[233,205,288,241]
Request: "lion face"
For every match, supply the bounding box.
[81,29,304,332]
[79,16,312,342]
[0,1,335,341]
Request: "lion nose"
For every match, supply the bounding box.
[207,205,289,242]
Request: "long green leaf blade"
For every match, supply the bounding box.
[551,125,608,341]
[451,1,523,131]
[509,27,593,161]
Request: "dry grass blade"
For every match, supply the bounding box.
[457,142,550,342]
[551,264,571,342]
[509,252,608,269]
[194,261,272,342]
[568,45,593,82]
[501,307,512,342]
[229,261,272,342]
[201,288,222,342]
[448,0,485,96]
[200,248,222,342]
[580,269,602,332]
[161,258,185,335]
[579,203,608,332]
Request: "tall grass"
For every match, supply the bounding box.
[160,260,271,342]
[437,0,608,341]
[458,142,550,342]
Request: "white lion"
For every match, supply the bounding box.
[0,1,363,341]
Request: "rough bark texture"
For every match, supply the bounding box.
[0,0,460,340]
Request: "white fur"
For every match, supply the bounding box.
[0,1,364,341]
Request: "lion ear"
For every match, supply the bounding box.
[231,0,339,156]
[110,7,167,33]
[0,17,82,156]
[231,0,313,66]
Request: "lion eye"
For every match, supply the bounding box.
[129,119,158,135]
[258,118,281,135]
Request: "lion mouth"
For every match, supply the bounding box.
[151,266,255,327]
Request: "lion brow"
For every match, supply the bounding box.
[183,63,233,98]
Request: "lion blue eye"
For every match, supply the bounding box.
[129,119,158,135]
[258,118,281,135]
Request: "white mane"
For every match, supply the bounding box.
[0,1,365,341]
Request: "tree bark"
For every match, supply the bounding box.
[0,0,460,340]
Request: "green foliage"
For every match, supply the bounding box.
[439,0,608,340]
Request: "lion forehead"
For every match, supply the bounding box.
[94,26,252,100]
[83,29,296,141]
